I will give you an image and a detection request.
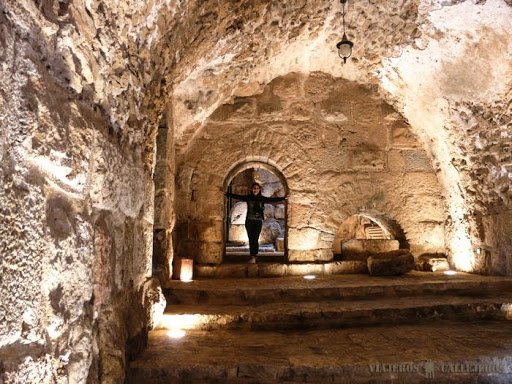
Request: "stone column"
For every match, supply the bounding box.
[153,111,176,281]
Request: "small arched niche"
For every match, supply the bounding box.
[333,212,409,259]
[224,161,288,262]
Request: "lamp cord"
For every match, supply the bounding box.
[342,1,346,35]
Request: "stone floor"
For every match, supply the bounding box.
[129,272,512,383]
[129,321,512,383]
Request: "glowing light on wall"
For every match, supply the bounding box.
[501,304,512,320]
[288,228,320,250]
[303,275,316,280]
[449,224,474,272]
[150,296,167,330]
[31,153,86,193]
[179,259,194,282]
[47,318,63,340]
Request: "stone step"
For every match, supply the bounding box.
[223,254,287,264]
[128,321,512,384]
[164,272,512,306]
[193,260,367,278]
[159,295,512,331]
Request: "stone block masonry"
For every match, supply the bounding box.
[175,73,447,263]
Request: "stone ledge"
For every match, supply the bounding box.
[367,250,415,276]
[342,239,400,255]
[158,296,511,331]
[193,260,367,279]
[164,272,512,306]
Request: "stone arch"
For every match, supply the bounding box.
[223,159,289,261]
[358,210,409,249]
[175,72,447,264]
[332,209,409,257]
[223,159,289,193]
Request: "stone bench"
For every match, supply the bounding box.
[367,250,415,276]
[415,253,450,272]
[341,239,399,257]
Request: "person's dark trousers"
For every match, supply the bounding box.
[245,219,263,256]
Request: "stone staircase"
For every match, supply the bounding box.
[127,272,512,383]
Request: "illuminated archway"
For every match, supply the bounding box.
[223,161,289,263]
[332,210,409,258]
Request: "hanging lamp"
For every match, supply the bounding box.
[336,0,354,64]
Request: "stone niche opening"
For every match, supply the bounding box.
[224,162,288,262]
[333,212,409,260]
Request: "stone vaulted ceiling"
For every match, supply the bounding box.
[166,0,512,269]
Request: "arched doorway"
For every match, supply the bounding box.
[223,162,288,263]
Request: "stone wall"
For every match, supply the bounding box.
[174,72,447,264]
[0,3,161,383]
[378,1,512,274]
[1,1,510,383]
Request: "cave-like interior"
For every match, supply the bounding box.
[1,0,512,383]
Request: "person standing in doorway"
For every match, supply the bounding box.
[226,183,286,263]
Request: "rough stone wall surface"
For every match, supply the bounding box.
[175,73,447,263]
[0,0,180,152]
[170,0,424,144]
[0,2,158,383]
[1,0,504,276]
[377,0,512,273]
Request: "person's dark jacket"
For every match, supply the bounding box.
[226,192,285,221]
